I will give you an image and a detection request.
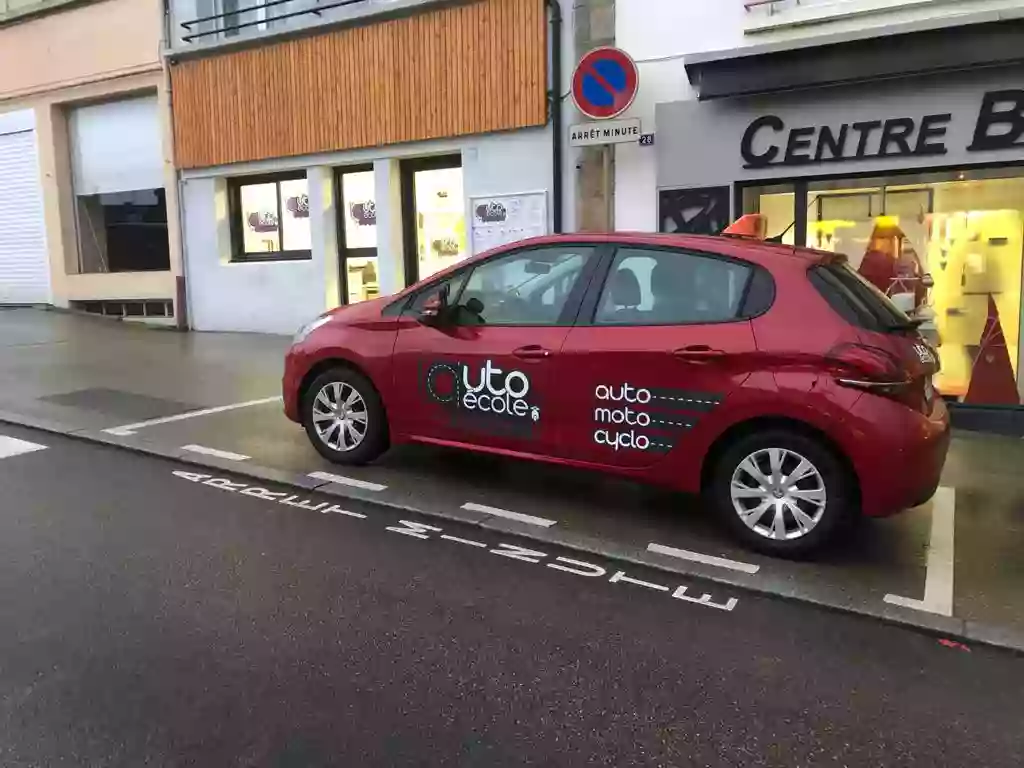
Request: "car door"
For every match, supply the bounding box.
[390,243,602,457]
[554,244,758,469]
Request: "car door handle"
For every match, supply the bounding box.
[513,345,552,360]
[672,345,725,360]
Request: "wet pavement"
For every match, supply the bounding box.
[2,424,1022,766]
[2,309,1023,645]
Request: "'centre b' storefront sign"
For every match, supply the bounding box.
[655,68,1024,190]
[740,89,1024,170]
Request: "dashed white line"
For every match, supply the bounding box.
[0,435,47,459]
[181,444,251,462]
[103,396,282,436]
[884,486,956,616]
[647,543,761,575]
[440,534,488,548]
[461,502,557,528]
[655,396,717,405]
[308,470,388,492]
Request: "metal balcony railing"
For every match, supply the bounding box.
[744,0,801,12]
[744,0,920,13]
[179,0,370,43]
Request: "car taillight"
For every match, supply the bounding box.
[826,343,922,408]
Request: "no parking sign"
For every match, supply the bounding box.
[571,47,639,121]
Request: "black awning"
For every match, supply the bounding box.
[685,19,1024,100]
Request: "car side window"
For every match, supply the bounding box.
[455,246,596,326]
[402,271,470,316]
[594,247,752,326]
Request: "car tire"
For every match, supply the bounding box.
[302,367,389,466]
[709,430,853,558]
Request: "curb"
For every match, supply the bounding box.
[2,408,1022,657]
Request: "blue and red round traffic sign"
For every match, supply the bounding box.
[571,47,639,121]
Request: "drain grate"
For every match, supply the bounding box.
[39,388,198,421]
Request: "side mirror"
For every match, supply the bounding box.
[417,284,450,326]
[921,273,935,289]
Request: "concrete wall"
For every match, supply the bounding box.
[0,0,162,102]
[181,127,556,334]
[0,0,181,313]
[1,72,181,308]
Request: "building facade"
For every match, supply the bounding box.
[0,0,183,322]
[167,0,574,335]
[611,0,1024,428]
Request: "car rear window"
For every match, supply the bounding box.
[808,260,915,333]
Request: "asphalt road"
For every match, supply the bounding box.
[0,426,1021,767]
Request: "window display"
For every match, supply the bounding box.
[413,166,467,280]
[746,169,1024,406]
[338,169,379,304]
[230,173,311,261]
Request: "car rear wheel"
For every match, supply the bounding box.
[302,367,388,465]
[710,430,853,558]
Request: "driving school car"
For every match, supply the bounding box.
[284,227,949,557]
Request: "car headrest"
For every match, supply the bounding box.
[609,268,642,308]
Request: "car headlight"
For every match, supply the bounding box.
[293,315,331,344]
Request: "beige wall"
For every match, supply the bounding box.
[0,0,182,315]
[0,0,162,101]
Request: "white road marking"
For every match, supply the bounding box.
[884,486,956,616]
[103,396,282,436]
[440,534,488,548]
[308,470,387,492]
[647,543,761,575]
[461,502,557,528]
[174,470,741,613]
[0,435,47,459]
[181,444,251,462]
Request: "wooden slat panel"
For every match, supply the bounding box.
[171,0,547,169]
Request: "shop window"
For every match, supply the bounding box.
[76,189,170,273]
[229,173,311,262]
[594,247,751,326]
[659,187,731,235]
[744,169,1024,406]
[402,156,467,283]
[338,168,379,304]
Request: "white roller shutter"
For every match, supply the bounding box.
[70,96,164,195]
[0,112,50,306]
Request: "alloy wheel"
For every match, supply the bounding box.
[729,448,827,541]
[311,381,369,452]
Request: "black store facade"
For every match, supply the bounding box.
[659,27,1024,432]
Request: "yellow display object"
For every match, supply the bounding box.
[928,209,1023,397]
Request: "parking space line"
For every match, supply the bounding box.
[461,502,557,528]
[103,397,282,436]
[0,435,47,459]
[181,444,251,462]
[308,471,388,492]
[647,543,761,574]
[884,486,955,617]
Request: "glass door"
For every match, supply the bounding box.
[400,155,467,285]
[336,166,380,305]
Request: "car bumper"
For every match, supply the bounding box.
[283,345,305,424]
[850,395,951,518]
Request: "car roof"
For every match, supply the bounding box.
[506,231,833,266]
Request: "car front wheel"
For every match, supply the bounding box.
[710,430,853,558]
[302,367,388,465]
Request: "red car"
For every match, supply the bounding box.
[284,231,949,557]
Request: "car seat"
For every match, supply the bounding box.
[603,268,645,323]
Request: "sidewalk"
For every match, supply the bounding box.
[2,307,1024,651]
[0,308,287,431]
